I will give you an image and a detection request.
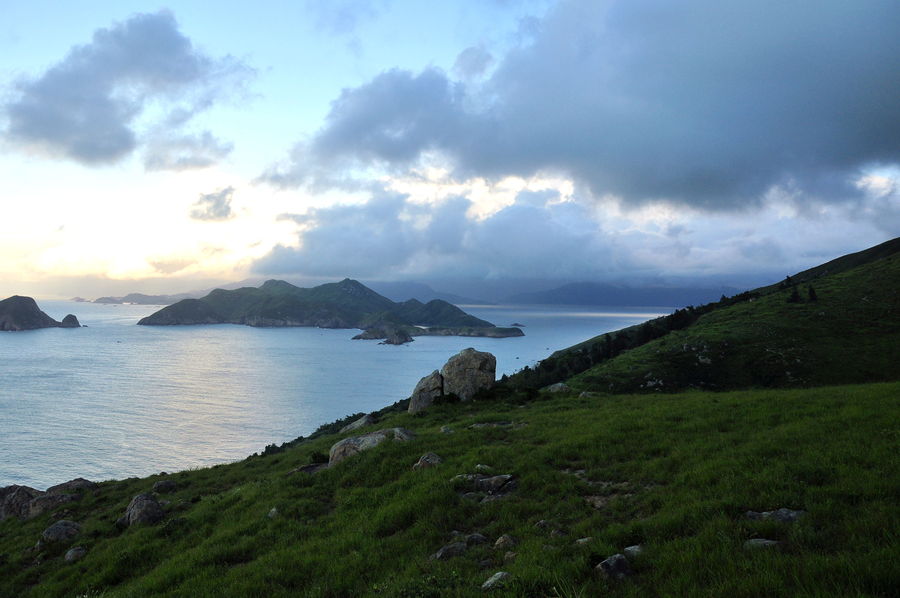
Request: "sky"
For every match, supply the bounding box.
[1,0,898,299]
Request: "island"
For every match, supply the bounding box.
[137,279,523,342]
[0,296,81,331]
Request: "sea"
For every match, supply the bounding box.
[1,301,669,489]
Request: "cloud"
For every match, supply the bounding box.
[304,0,387,35]
[453,46,493,80]
[190,187,236,221]
[144,131,234,171]
[3,11,251,167]
[264,0,900,210]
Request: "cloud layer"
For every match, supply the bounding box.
[191,187,236,221]
[3,11,250,168]
[265,0,900,209]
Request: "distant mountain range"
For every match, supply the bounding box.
[92,292,197,305]
[504,282,741,307]
[137,279,523,342]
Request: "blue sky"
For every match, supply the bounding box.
[1,1,898,298]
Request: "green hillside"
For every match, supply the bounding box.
[1,383,897,597]
[504,239,900,394]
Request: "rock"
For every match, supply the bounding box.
[596,553,631,580]
[0,485,44,520]
[408,370,444,414]
[380,329,414,345]
[124,493,164,526]
[267,507,278,519]
[494,534,517,551]
[475,475,515,494]
[431,541,467,560]
[153,480,177,494]
[440,348,496,401]
[46,478,97,495]
[543,382,571,393]
[413,452,443,470]
[440,425,454,434]
[481,571,511,591]
[623,544,643,559]
[474,464,493,473]
[745,508,805,523]
[503,551,517,563]
[579,391,598,398]
[744,538,780,549]
[550,529,567,538]
[60,314,81,328]
[28,493,80,518]
[575,537,593,545]
[339,413,377,434]
[65,546,87,563]
[328,428,415,466]
[40,520,81,545]
[466,533,488,546]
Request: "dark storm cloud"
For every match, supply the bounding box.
[3,11,250,166]
[191,187,235,221]
[265,0,900,209]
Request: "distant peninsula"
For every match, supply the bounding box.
[93,292,195,305]
[0,296,80,331]
[137,279,523,342]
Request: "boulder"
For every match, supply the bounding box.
[466,533,488,546]
[596,553,631,580]
[494,534,517,551]
[0,485,43,520]
[28,493,80,518]
[328,428,415,466]
[124,493,165,526]
[412,452,443,470]
[40,520,81,545]
[543,382,571,393]
[441,348,496,401]
[339,413,378,434]
[431,541,467,560]
[65,546,87,563]
[623,544,643,559]
[46,478,97,495]
[408,370,444,414]
[745,508,805,523]
[481,571,511,591]
[475,475,514,494]
[152,480,177,494]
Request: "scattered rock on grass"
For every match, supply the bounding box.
[441,348,496,402]
[267,507,278,519]
[64,546,87,563]
[28,493,80,518]
[494,534,517,551]
[745,508,805,523]
[153,480,177,493]
[481,571,511,591]
[340,413,377,434]
[575,537,593,545]
[466,533,488,546]
[0,485,43,520]
[431,541,467,560]
[623,544,643,558]
[40,520,81,545]
[123,493,164,526]
[328,427,414,466]
[289,463,329,475]
[440,425,454,434]
[46,478,97,495]
[413,453,443,470]
[543,382,571,393]
[596,553,631,580]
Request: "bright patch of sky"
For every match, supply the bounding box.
[0,1,897,298]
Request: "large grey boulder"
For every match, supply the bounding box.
[28,493,80,518]
[328,428,415,466]
[430,541,467,560]
[441,348,496,401]
[339,413,377,434]
[123,493,165,526]
[40,520,81,544]
[46,478,97,495]
[408,370,444,414]
[0,485,43,520]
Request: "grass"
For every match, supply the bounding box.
[2,382,898,597]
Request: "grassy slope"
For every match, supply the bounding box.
[1,383,898,597]
[567,252,900,393]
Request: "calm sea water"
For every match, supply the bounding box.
[1,301,668,489]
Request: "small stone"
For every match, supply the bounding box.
[40,520,81,545]
[475,475,513,494]
[467,533,488,546]
[339,413,377,434]
[431,541,467,560]
[494,534,517,551]
[579,391,598,398]
[596,553,631,580]
[744,539,779,550]
[550,529,567,538]
[413,452,443,470]
[478,559,493,569]
[575,537,593,545]
[503,551,517,562]
[64,546,87,563]
[745,508,805,523]
[534,519,550,529]
[481,571,511,591]
[267,507,278,519]
[543,382,571,393]
[153,480,177,493]
[474,464,493,473]
[440,425,454,434]
[623,544,643,559]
